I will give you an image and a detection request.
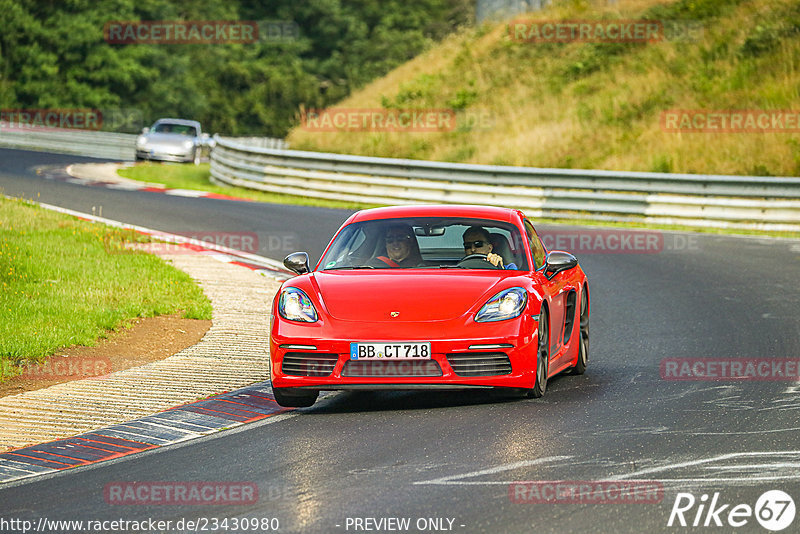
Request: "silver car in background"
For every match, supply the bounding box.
[135,118,214,164]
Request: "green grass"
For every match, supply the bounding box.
[118,162,379,211]
[0,196,212,380]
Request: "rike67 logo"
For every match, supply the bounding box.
[668,490,795,531]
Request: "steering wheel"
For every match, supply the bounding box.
[456,253,501,269]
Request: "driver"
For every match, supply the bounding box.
[462,226,504,268]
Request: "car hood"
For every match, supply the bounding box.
[309,271,514,322]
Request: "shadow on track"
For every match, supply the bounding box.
[304,374,579,414]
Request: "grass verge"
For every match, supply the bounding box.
[0,196,212,380]
[118,162,379,211]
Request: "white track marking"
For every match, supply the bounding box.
[414,456,572,485]
[610,451,800,482]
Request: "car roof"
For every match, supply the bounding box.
[153,118,201,128]
[348,204,524,224]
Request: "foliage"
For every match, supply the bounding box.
[0,0,473,136]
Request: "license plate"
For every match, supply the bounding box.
[350,342,431,360]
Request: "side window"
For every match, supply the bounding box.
[524,220,546,269]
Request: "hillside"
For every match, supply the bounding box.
[287,0,800,176]
[0,0,471,136]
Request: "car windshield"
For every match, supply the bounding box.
[153,123,197,136]
[318,217,529,271]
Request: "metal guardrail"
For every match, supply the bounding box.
[0,127,287,162]
[2,128,797,231]
[0,127,137,160]
[228,137,289,150]
[210,135,800,232]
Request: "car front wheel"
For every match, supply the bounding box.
[570,286,589,375]
[528,308,549,398]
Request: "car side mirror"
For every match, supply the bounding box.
[284,252,310,275]
[544,251,577,280]
[141,127,149,134]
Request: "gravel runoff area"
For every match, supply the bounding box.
[0,249,283,451]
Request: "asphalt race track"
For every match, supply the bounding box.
[2,148,800,533]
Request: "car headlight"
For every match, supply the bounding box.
[136,136,148,148]
[182,140,194,150]
[278,288,318,323]
[475,287,527,322]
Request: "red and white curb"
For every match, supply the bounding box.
[0,384,292,485]
[0,200,300,485]
[37,163,257,202]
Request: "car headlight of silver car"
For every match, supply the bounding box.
[278,288,318,323]
[475,287,527,322]
[136,136,148,148]
[182,139,194,151]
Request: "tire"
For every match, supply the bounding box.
[570,286,589,375]
[528,307,549,398]
[272,387,319,408]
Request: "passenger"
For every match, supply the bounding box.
[373,223,423,268]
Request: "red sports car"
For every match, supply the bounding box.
[269,205,589,407]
